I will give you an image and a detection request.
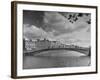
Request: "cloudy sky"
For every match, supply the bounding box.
[23,10,91,47]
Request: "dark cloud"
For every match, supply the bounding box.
[23,10,44,27]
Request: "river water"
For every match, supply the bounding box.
[23,50,90,69]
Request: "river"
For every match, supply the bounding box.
[23,50,90,69]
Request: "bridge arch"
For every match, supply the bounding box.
[24,48,90,56]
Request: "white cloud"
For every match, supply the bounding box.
[43,12,90,36]
[23,24,54,40]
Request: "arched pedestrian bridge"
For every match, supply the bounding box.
[24,47,90,56]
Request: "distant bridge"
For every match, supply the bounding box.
[24,47,90,56]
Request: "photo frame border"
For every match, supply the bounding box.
[11,1,98,79]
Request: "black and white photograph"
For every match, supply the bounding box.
[11,1,97,78]
[23,10,91,69]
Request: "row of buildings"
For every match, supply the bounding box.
[23,38,88,51]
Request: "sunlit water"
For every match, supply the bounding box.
[23,50,90,69]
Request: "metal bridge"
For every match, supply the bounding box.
[24,47,90,56]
